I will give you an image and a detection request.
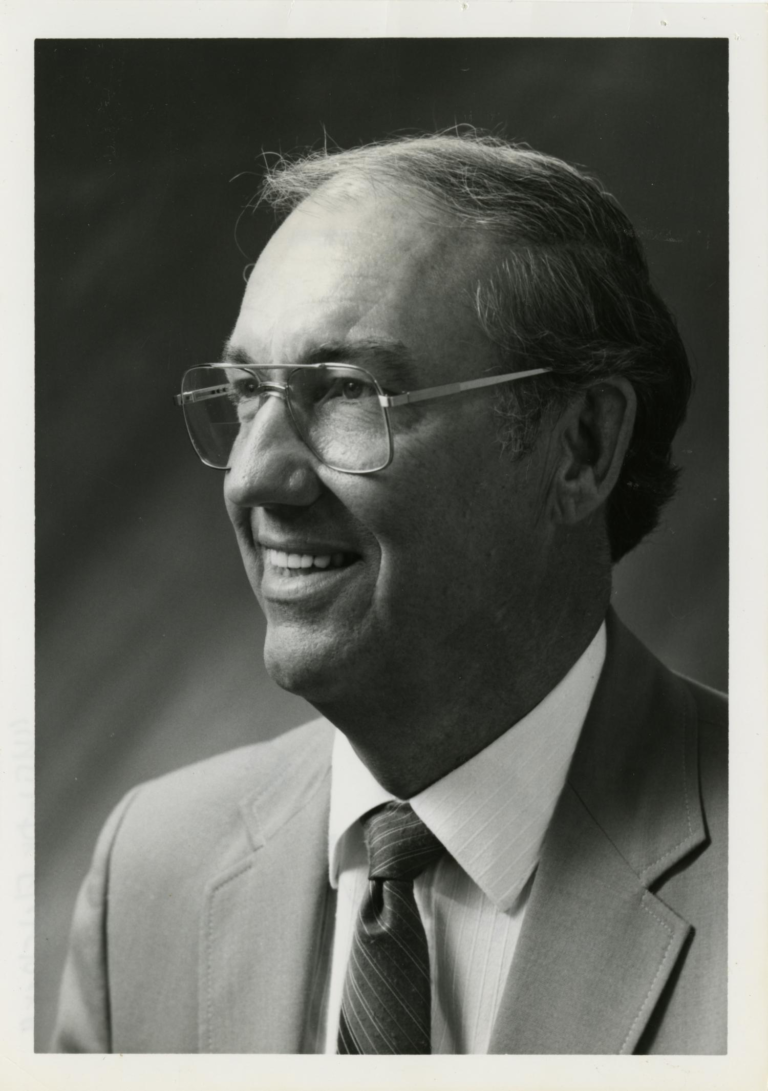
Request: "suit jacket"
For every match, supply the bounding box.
[51,613,727,1054]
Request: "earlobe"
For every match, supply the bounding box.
[550,378,637,526]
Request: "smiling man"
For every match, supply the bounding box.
[52,134,727,1055]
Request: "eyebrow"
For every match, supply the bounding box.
[221,337,419,389]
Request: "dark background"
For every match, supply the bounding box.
[35,38,728,1049]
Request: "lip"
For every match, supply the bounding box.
[256,540,365,605]
[259,554,364,605]
[258,538,359,556]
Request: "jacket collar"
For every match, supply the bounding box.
[237,716,335,852]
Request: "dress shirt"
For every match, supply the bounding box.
[318,623,606,1054]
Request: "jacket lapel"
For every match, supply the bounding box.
[199,719,335,1053]
[490,613,707,1054]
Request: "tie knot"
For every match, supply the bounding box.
[361,801,444,881]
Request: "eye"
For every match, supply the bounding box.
[228,376,261,403]
[340,378,365,400]
[297,368,377,407]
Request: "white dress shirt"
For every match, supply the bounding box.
[320,623,606,1054]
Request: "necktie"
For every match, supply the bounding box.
[337,801,445,1054]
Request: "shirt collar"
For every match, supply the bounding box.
[328,734,394,886]
[328,623,606,910]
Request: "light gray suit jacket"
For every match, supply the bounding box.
[51,614,727,1053]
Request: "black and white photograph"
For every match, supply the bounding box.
[35,33,730,1056]
[3,3,767,1088]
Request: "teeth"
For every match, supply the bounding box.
[265,548,349,571]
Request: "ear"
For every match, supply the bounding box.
[548,378,637,526]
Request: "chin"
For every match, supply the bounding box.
[262,627,346,704]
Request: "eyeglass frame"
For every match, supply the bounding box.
[174,362,552,475]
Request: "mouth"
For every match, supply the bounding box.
[257,543,365,606]
[263,547,360,576]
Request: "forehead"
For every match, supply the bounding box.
[230,186,497,380]
[256,183,463,283]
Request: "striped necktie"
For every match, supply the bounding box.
[337,801,445,1054]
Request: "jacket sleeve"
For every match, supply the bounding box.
[49,787,140,1053]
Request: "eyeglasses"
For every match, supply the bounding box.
[174,362,551,474]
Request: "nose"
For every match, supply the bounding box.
[223,392,323,509]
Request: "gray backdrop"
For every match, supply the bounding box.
[35,38,728,1048]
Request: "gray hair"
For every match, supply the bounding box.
[257,133,692,561]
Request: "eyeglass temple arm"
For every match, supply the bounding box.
[380,367,551,408]
[173,368,552,408]
[174,384,232,406]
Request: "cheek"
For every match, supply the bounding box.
[360,468,494,580]
[335,412,539,571]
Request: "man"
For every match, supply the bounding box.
[52,133,726,1054]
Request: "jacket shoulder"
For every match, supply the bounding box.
[112,716,334,872]
[139,715,332,801]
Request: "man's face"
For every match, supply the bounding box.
[224,186,559,707]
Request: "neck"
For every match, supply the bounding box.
[313,585,610,800]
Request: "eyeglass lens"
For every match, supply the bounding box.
[180,365,391,473]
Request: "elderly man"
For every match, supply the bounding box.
[52,134,726,1055]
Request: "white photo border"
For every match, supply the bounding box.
[2,3,766,1089]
